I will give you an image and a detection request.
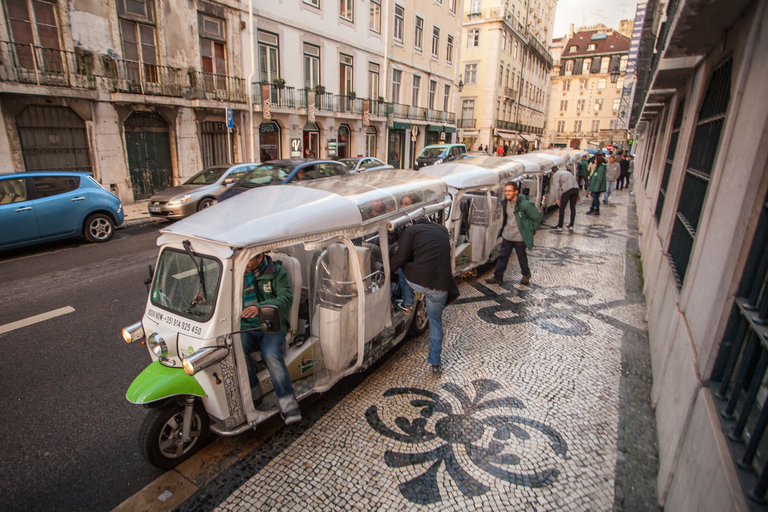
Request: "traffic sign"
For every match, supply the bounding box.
[226,108,233,129]
[606,144,614,151]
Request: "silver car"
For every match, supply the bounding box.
[339,157,393,173]
[147,163,259,219]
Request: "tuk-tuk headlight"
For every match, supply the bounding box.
[182,346,229,376]
[148,333,168,358]
[122,322,145,344]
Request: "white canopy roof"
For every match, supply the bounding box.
[418,157,528,189]
[158,170,447,250]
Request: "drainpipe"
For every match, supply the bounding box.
[246,0,255,161]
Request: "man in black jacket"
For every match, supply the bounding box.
[390,217,460,373]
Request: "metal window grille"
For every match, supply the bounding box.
[655,98,685,222]
[16,105,92,173]
[644,118,660,189]
[200,121,232,167]
[711,192,768,508]
[667,58,732,288]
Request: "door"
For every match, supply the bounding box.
[310,239,364,392]
[387,130,404,168]
[31,175,86,237]
[303,131,319,158]
[125,112,172,199]
[0,177,38,246]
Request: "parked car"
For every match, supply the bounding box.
[0,171,124,250]
[414,144,467,170]
[147,163,260,219]
[217,159,349,201]
[339,157,393,173]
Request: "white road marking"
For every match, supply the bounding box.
[0,306,75,335]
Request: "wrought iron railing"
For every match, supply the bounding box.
[105,57,184,97]
[188,71,246,102]
[0,41,94,89]
[458,118,476,128]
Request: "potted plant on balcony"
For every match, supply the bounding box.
[273,77,285,90]
[347,91,356,100]
[314,84,326,95]
[377,95,385,104]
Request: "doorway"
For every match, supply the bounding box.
[124,112,172,199]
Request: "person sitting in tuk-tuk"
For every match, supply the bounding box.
[240,252,302,425]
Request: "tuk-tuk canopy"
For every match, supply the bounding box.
[418,156,529,189]
[158,169,448,250]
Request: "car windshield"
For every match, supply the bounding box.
[150,248,222,321]
[340,159,359,170]
[419,148,446,158]
[185,167,227,185]
[237,164,292,188]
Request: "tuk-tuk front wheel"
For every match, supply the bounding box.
[407,298,429,337]
[139,399,210,469]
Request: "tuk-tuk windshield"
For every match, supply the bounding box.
[150,248,222,322]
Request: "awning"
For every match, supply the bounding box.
[392,121,411,130]
[303,122,319,131]
[497,132,518,141]
[427,124,443,132]
[444,125,456,133]
[520,133,535,142]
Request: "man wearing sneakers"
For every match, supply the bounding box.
[551,166,580,231]
[391,217,460,373]
[486,182,541,286]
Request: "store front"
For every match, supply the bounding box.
[303,122,320,159]
[387,125,406,168]
[337,125,350,158]
[259,121,280,162]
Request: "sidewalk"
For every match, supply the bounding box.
[119,199,161,229]
[162,189,659,511]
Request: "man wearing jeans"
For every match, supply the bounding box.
[390,217,460,373]
[604,154,620,204]
[240,253,301,425]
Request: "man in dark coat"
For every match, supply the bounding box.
[390,217,460,373]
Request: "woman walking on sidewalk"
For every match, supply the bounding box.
[587,156,607,216]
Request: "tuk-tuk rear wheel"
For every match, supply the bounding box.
[139,399,210,469]
[407,298,429,337]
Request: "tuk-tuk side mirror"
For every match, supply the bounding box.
[258,305,282,333]
[144,265,155,292]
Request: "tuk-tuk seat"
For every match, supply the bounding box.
[271,253,302,344]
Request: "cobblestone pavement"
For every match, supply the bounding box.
[176,188,659,512]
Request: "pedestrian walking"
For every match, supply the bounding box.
[577,154,590,191]
[497,144,504,157]
[617,152,630,190]
[552,166,580,231]
[485,182,541,286]
[604,155,620,204]
[390,217,460,373]
[587,156,607,215]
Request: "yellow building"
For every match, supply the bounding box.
[457,0,556,153]
[545,24,631,150]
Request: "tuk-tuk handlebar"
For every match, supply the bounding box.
[387,198,452,232]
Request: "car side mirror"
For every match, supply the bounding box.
[258,305,282,333]
[224,178,235,184]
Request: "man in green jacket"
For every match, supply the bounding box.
[587,156,607,215]
[577,154,590,191]
[486,182,542,285]
[241,252,301,424]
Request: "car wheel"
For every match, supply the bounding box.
[84,213,115,243]
[197,198,214,211]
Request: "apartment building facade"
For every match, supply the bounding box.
[544,24,630,150]
[457,0,555,153]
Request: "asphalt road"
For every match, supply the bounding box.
[0,224,169,512]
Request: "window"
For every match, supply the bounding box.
[565,60,573,75]
[499,65,504,86]
[559,100,568,112]
[612,98,620,113]
[414,16,423,51]
[572,58,582,75]
[431,26,440,58]
[505,69,510,88]
[579,79,588,91]
[597,78,606,90]
[443,84,450,111]
[616,77,624,91]
[391,68,401,103]
[467,29,480,48]
[556,120,565,133]
[590,57,601,73]
[464,63,477,84]
[118,0,158,83]
[258,31,279,83]
[594,98,603,111]
[368,62,380,101]
[462,99,475,121]
[369,0,381,32]
[340,53,353,96]
[562,80,570,91]
[600,56,609,73]
[470,1,482,14]
[365,126,377,157]
[6,0,63,73]
[590,119,600,132]
[582,58,591,74]
[502,31,507,52]
[304,0,319,6]
[412,75,421,107]
[394,5,404,42]
[620,55,628,71]
[429,80,437,109]
[340,0,353,21]
[199,14,226,89]
[449,0,457,13]
[576,99,585,112]
[569,45,577,53]
[587,43,596,51]
[446,35,454,64]
[304,43,320,89]
[573,120,582,133]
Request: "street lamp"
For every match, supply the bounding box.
[458,74,464,92]
[610,69,622,83]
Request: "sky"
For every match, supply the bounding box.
[552,0,638,39]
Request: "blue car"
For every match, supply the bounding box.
[0,171,124,250]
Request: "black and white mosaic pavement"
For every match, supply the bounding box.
[197,191,653,511]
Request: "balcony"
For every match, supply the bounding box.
[0,41,94,89]
[458,118,476,128]
[105,58,184,97]
[503,87,517,99]
[187,71,246,102]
